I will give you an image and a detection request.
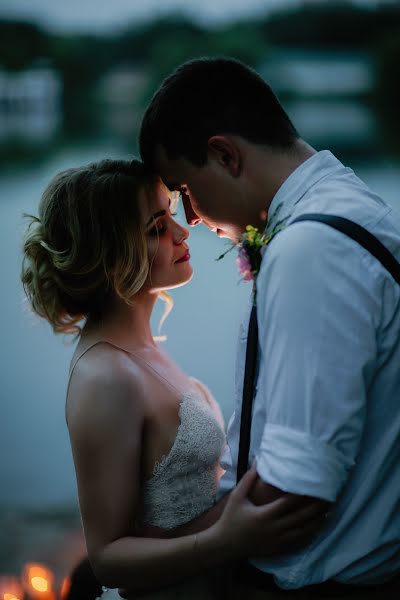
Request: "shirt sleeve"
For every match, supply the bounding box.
[255,221,380,502]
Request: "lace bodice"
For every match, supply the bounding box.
[137,379,226,529]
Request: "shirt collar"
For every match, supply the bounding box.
[265,150,344,236]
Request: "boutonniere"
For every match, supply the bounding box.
[237,224,284,304]
[216,222,284,304]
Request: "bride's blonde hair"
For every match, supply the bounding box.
[22,158,164,335]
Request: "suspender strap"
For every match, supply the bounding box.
[236,213,400,484]
[236,303,259,483]
[292,213,400,285]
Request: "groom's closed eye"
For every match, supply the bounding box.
[165,180,180,192]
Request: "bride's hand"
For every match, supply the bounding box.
[215,464,327,558]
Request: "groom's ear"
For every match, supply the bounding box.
[207,136,241,177]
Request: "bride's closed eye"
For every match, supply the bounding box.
[148,221,167,236]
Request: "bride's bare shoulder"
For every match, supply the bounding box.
[72,340,143,379]
[66,342,146,430]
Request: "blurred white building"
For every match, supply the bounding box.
[259,48,374,97]
[95,65,149,137]
[0,68,62,143]
[259,48,376,148]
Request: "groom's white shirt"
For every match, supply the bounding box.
[218,151,400,588]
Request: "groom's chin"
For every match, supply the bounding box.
[209,224,239,243]
[216,228,236,241]
[224,231,241,244]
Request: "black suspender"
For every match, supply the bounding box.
[236,303,259,483]
[292,214,400,285]
[236,213,400,483]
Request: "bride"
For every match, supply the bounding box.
[22,159,323,599]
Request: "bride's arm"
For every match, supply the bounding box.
[68,349,323,595]
[67,351,236,594]
[94,470,319,595]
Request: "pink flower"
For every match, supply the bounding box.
[236,247,253,281]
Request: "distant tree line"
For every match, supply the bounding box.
[0,3,399,143]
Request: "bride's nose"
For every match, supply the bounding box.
[173,221,189,244]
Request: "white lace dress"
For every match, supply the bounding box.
[98,379,227,599]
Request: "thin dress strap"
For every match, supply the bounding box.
[68,337,184,397]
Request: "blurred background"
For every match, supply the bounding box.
[1,0,400,595]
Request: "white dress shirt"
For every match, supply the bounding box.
[218,151,400,588]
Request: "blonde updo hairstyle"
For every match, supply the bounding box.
[22,159,155,334]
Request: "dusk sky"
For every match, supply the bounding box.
[0,0,386,32]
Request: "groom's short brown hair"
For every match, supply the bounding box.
[139,57,299,170]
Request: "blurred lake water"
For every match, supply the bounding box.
[1,103,400,512]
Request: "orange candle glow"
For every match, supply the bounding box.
[0,575,24,600]
[21,563,56,600]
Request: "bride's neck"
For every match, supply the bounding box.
[86,289,159,349]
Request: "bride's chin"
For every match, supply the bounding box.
[176,269,194,288]
[156,270,194,292]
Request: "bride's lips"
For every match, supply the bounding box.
[175,250,191,264]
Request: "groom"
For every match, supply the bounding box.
[138,58,400,597]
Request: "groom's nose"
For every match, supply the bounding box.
[182,192,202,226]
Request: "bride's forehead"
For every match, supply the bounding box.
[144,180,171,211]
[155,180,172,206]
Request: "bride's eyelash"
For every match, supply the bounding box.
[148,200,180,236]
[149,222,167,236]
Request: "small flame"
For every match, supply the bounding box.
[22,563,55,597]
[31,576,48,592]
